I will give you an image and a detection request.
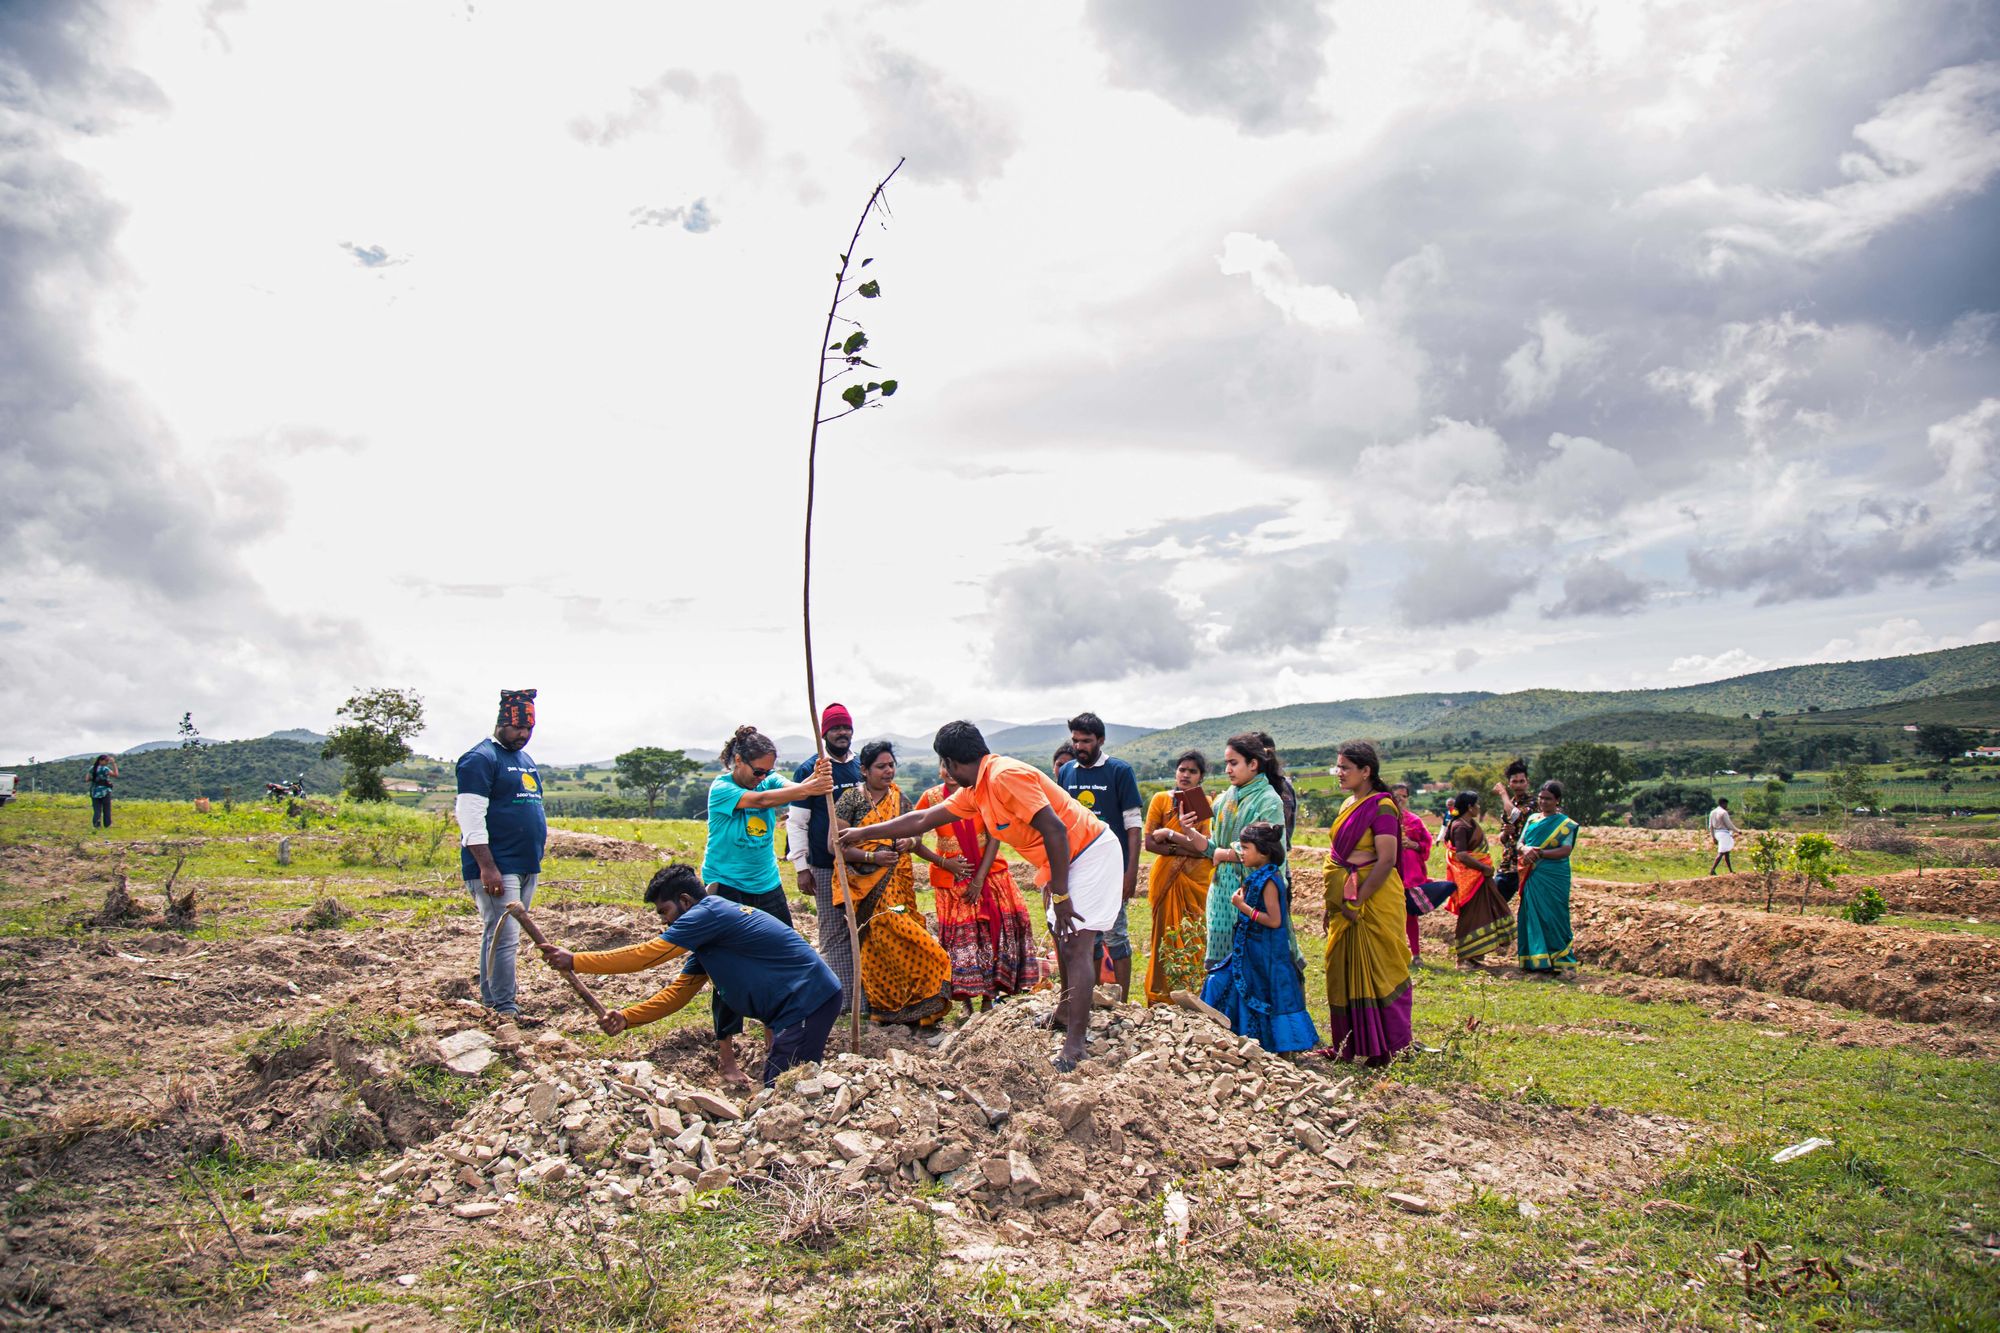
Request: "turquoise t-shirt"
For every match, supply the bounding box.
[701,772,787,894]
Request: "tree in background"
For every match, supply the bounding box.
[1300,788,1343,828]
[1630,781,1714,824]
[1531,741,1630,825]
[1825,760,1879,816]
[1448,761,1503,802]
[177,712,205,799]
[1913,724,1971,764]
[1740,779,1787,829]
[613,746,699,818]
[324,688,425,802]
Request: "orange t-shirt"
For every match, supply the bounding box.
[942,754,1102,886]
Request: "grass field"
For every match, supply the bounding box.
[3,793,1995,1330]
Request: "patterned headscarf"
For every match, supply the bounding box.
[497,689,537,730]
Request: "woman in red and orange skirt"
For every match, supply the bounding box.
[916,771,1044,1017]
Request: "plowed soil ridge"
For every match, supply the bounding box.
[1571,888,2000,1028]
[1586,868,2000,917]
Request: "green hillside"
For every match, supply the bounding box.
[6,738,348,801]
[1120,640,2000,774]
[1521,709,1752,745]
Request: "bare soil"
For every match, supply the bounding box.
[1589,867,2000,918]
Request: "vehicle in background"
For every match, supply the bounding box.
[264,773,307,799]
[0,773,15,806]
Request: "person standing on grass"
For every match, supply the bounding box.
[1707,798,1739,875]
[839,721,1115,1072]
[539,864,843,1088]
[1057,712,1144,1001]
[1392,781,1450,962]
[786,703,865,1000]
[87,754,118,829]
[1442,792,1513,967]
[1517,780,1580,976]
[1161,732,1289,971]
[1141,750,1214,1006]
[1491,758,1534,903]
[703,725,833,1088]
[1322,741,1412,1065]
[456,690,547,1020]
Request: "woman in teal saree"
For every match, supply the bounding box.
[1516,780,1579,974]
[1164,732,1289,965]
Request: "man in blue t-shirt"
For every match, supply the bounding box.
[699,725,832,1087]
[1058,711,1144,1001]
[541,864,844,1088]
[455,689,548,1018]
[784,703,865,999]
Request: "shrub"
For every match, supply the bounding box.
[1632,782,1714,823]
[1840,886,1887,925]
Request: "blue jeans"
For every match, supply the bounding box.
[763,990,843,1087]
[467,873,538,1014]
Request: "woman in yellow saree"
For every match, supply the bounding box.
[1141,750,1214,1006]
[1322,741,1413,1065]
[832,741,952,1027]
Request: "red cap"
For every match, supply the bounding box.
[820,703,853,735]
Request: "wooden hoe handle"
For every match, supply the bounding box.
[507,903,611,1021]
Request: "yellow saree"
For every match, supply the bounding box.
[836,785,952,1026]
[1142,791,1212,1006]
[1322,792,1413,1064]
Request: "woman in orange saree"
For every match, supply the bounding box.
[832,742,952,1027]
[916,771,1044,1015]
[1141,750,1214,1006]
[1442,791,1513,966]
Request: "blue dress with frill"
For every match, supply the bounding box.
[1200,865,1320,1053]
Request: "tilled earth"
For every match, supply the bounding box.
[1,834,1994,1328]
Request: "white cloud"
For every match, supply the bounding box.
[1641,60,2000,270]
[1217,232,1362,330]
[1500,311,1603,415]
[1663,648,1773,682]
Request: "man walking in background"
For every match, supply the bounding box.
[787,703,866,1003]
[1707,797,1739,875]
[456,689,547,1020]
[1058,712,1143,1001]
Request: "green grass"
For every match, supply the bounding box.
[1230,964,2000,1330]
[0,1024,122,1082]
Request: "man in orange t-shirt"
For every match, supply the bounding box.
[839,720,1119,1070]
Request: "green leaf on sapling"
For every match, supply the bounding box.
[841,384,867,408]
[861,258,873,266]
[879,380,898,396]
[857,280,881,299]
[842,332,869,354]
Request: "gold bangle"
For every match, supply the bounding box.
[1049,893,1070,904]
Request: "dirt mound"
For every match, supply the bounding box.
[544,830,664,862]
[1570,888,2000,1028]
[240,1029,456,1157]
[1591,867,2000,917]
[386,991,1693,1243]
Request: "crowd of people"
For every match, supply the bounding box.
[450,690,1583,1088]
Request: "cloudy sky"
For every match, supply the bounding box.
[4,0,1998,763]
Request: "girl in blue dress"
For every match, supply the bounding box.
[1201,821,1320,1054]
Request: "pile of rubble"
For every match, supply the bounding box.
[377,990,1380,1238]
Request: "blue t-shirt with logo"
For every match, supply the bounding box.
[1058,755,1143,868]
[665,895,840,1030]
[457,738,547,879]
[702,773,787,893]
[792,754,864,870]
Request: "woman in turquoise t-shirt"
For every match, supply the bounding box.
[699,725,832,1088]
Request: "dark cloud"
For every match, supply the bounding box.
[1086,0,1331,134]
[0,0,370,746]
[1686,502,1961,603]
[1542,558,1651,619]
[1215,551,1347,652]
[986,557,1194,687]
[849,48,1016,191]
[1396,536,1545,628]
[630,199,717,233]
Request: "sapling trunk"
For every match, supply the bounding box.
[802,160,904,1054]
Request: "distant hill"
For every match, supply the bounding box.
[986,720,1157,759]
[6,737,346,800]
[1122,641,2000,773]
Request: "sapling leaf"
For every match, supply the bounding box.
[841,384,867,408]
[866,382,880,391]
[857,280,881,299]
[861,257,873,267]
[879,380,898,396]
[841,331,869,354]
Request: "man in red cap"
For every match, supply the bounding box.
[786,702,866,1004]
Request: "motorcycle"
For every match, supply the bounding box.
[264,773,306,800]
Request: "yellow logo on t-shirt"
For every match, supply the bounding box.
[521,773,539,793]
[1077,790,1097,809]
[746,814,769,839]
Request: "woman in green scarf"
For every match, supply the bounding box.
[1516,780,1580,974]
[1164,732,1290,965]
